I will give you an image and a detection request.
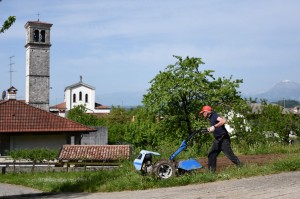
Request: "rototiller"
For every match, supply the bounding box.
[133,128,207,179]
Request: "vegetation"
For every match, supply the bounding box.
[0,0,16,34]
[66,56,299,151]
[66,105,100,126]
[0,16,15,33]
[0,144,299,192]
[143,56,244,145]
[64,56,300,153]
[274,99,300,108]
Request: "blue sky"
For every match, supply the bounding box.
[1,0,300,106]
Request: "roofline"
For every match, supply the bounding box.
[0,129,96,134]
[24,21,53,28]
[64,82,95,91]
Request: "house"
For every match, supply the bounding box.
[0,87,96,155]
[50,76,111,117]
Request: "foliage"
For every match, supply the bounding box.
[244,101,300,145]
[124,106,163,147]
[9,148,58,162]
[63,55,299,153]
[223,97,300,148]
[142,55,244,146]
[105,106,131,144]
[66,105,99,126]
[9,148,59,173]
[274,99,300,108]
[224,100,253,145]
[0,16,16,34]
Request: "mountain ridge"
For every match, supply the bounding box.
[249,80,300,102]
[97,80,300,106]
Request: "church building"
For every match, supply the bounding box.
[63,76,111,116]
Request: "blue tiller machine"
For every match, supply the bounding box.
[133,128,207,179]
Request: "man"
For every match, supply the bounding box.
[200,105,242,172]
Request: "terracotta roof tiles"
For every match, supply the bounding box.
[58,145,131,161]
[49,102,66,110]
[0,100,95,133]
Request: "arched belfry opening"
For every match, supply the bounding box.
[34,30,39,42]
[33,29,46,42]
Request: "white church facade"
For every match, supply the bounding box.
[65,76,96,112]
[50,77,110,117]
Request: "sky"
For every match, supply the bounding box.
[0,0,300,106]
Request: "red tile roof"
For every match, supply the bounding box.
[50,102,110,110]
[95,105,110,109]
[58,145,131,161]
[0,100,95,133]
[49,102,66,110]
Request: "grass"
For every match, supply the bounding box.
[0,143,300,193]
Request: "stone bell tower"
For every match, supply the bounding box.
[25,20,52,111]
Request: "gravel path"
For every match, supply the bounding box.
[0,171,299,198]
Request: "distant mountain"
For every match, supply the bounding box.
[98,80,300,106]
[251,80,300,102]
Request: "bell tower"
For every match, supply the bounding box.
[24,20,52,111]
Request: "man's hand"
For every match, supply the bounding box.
[207,126,215,132]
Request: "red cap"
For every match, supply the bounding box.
[200,105,212,114]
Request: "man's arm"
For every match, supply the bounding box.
[214,116,226,128]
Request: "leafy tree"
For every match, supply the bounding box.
[252,101,299,144]
[143,55,244,143]
[1,0,16,34]
[66,105,99,126]
[224,100,256,145]
[0,16,16,33]
[106,106,131,144]
[274,99,300,108]
[124,106,160,147]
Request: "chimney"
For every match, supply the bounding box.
[7,86,17,100]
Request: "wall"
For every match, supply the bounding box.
[81,126,108,145]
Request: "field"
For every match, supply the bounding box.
[0,144,299,193]
[198,153,288,172]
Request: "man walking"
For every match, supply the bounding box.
[200,105,242,172]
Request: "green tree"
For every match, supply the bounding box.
[106,106,131,144]
[66,105,99,126]
[252,101,299,144]
[274,99,300,108]
[143,55,244,142]
[124,106,159,147]
[224,100,255,145]
[0,16,15,33]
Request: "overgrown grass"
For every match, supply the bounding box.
[0,143,300,193]
[236,142,300,155]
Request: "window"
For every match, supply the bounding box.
[40,30,45,42]
[79,92,82,101]
[73,94,76,103]
[34,30,39,42]
[85,94,88,103]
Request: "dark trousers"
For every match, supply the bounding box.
[208,138,242,172]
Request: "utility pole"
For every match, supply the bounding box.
[9,56,15,87]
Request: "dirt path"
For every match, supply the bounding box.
[197,153,287,171]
